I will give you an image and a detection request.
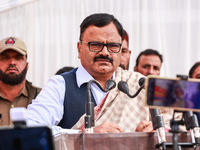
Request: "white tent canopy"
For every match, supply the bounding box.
[0,0,200,87]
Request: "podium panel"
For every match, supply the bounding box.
[54,132,195,150]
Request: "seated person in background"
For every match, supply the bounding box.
[26,13,153,134]
[119,29,131,70]
[134,49,163,76]
[55,66,74,75]
[0,37,41,126]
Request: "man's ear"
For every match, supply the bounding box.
[77,42,81,59]
[134,66,137,71]
[27,62,29,70]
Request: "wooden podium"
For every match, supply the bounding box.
[54,132,196,150]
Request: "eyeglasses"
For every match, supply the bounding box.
[81,41,122,53]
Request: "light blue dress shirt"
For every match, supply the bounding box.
[26,65,113,135]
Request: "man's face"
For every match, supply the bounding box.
[192,65,200,79]
[0,50,28,85]
[78,22,122,78]
[134,55,162,76]
[119,39,131,70]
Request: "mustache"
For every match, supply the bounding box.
[93,55,113,64]
[6,64,19,72]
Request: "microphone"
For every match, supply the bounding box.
[85,79,116,133]
[183,111,200,144]
[117,77,145,98]
[151,109,163,130]
[105,79,116,91]
[139,77,145,87]
[150,109,166,144]
[10,107,27,127]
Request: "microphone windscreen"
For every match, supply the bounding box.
[118,81,129,94]
[150,108,161,130]
[105,79,116,91]
[150,109,159,126]
[150,108,159,121]
[139,77,145,87]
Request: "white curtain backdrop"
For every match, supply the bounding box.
[0,0,200,87]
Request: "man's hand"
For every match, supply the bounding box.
[135,120,154,132]
[93,122,123,133]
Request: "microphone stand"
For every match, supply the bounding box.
[183,111,200,149]
[85,79,116,133]
[150,109,166,150]
[155,111,200,150]
[85,80,95,133]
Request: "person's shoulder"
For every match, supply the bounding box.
[25,80,42,99]
[25,80,42,91]
[120,68,145,79]
[115,67,145,87]
[60,68,77,77]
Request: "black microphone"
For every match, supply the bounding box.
[150,109,166,144]
[183,111,200,143]
[105,79,116,91]
[139,77,145,87]
[183,111,199,130]
[117,77,145,98]
[85,79,116,133]
[151,109,162,130]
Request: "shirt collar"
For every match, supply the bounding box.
[76,65,94,88]
[76,65,115,88]
[19,84,29,97]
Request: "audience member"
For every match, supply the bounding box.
[189,62,200,79]
[134,49,163,76]
[133,49,183,130]
[26,13,152,134]
[119,29,131,70]
[0,37,41,126]
[55,66,74,75]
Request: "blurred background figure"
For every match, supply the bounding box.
[134,49,163,76]
[55,66,74,75]
[189,62,200,79]
[119,29,131,70]
[188,61,200,124]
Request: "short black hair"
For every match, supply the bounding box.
[79,13,123,41]
[122,29,129,47]
[189,62,200,78]
[135,49,163,67]
[55,66,74,75]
